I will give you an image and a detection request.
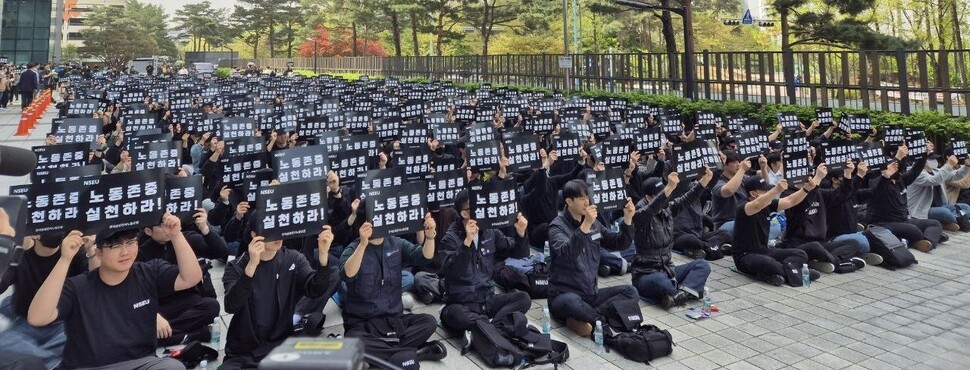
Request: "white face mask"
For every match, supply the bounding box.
[927,160,939,169]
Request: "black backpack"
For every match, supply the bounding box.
[601,299,675,364]
[864,226,917,269]
[467,317,569,369]
[525,262,550,299]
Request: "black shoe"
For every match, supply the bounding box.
[850,257,866,269]
[809,269,821,281]
[940,233,950,243]
[684,248,706,260]
[763,274,785,287]
[719,243,733,255]
[417,291,435,305]
[661,291,690,310]
[416,340,448,362]
[598,264,613,277]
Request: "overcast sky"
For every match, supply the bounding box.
[147,0,238,17]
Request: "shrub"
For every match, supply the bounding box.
[214,68,232,79]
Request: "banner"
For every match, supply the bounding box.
[37,165,101,184]
[255,180,328,241]
[906,130,928,160]
[400,124,429,146]
[222,117,257,139]
[524,114,554,135]
[593,138,631,168]
[357,167,406,195]
[816,108,834,128]
[822,140,854,173]
[364,182,428,238]
[587,168,628,212]
[883,125,906,146]
[123,114,159,132]
[165,176,203,222]
[82,170,166,237]
[467,123,496,143]
[952,139,968,160]
[330,148,372,183]
[430,122,460,145]
[842,114,872,135]
[469,179,518,228]
[242,169,274,203]
[857,143,889,171]
[784,135,810,154]
[67,99,98,117]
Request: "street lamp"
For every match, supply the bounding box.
[307,37,318,74]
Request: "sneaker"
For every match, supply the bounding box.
[940,233,950,243]
[944,223,960,232]
[808,261,836,274]
[402,292,416,311]
[913,240,933,253]
[566,317,593,337]
[597,264,614,277]
[720,243,733,256]
[684,248,706,260]
[809,269,821,281]
[661,291,690,310]
[416,340,448,362]
[862,253,883,266]
[763,274,785,287]
[850,257,867,269]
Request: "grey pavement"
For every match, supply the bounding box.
[3,107,969,369]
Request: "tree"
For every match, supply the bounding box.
[460,0,553,55]
[79,5,159,70]
[298,27,388,57]
[234,0,272,58]
[123,0,177,57]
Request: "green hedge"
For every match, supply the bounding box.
[215,68,232,79]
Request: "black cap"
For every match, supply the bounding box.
[742,176,774,193]
[723,151,741,164]
[641,177,665,198]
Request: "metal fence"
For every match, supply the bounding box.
[241,50,970,117]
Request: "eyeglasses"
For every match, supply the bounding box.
[103,239,138,251]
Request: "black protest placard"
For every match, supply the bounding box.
[131,141,181,171]
[590,117,612,139]
[426,169,466,210]
[433,157,462,173]
[952,139,968,160]
[842,114,872,135]
[524,114,554,136]
[125,131,171,151]
[401,99,425,119]
[376,117,401,142]
[82,170,166,237]
[823,140,855,172]
[735,131,768,159]
[659,115,683,137]
[341,133,380,157]
[276,113,298,133]
[165,176,203,222]
[856,143,889,171]
[466,140,501,172]
[673,140,721,181]
[357,167,406,195]
[424,112,448,126]
[816,108,834,128]
[776,112,802,132]
[400,124,429,146]
[330,148,372,183]
[364,182,427,238]
[255,180,328,241]
[906,130,928,160]
[181,109,207,133]
[630,126,665,154]
[455,105,476,121]
[123,114,159,132]
[222,152,268,186]
[55,118,100,148]
[67,99,98,117]
[242,168,274,203]
[588,168,628,212]
[502,134,541,172]
[784,135,810,154]
[693,111,718,142]
[467,123,497,143]
[222,117,257,139]
[469,179,518,229]
[783,152,812,186]
[25,178,93,235]
[316,130,344,152]
[32,142,89,181]
[565,119,592,140]
[598,138,632,168]
[883,125,906,146]
[123,103,149,116]
[272,145,329,183]
[37,165,101,184]
[551,133,581,163]
[344,110,371,134]
[394,146,432,182]
[430,122,460,145]
[299,116,332,138]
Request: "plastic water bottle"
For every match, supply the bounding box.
[594,320,605,355]
[901,238,908,249]
[210,317,221,347]
[701,287,712,315]
[199,359,208,370]
[801,263,811,288]
[542,241,550,261]
[541,306,552,334]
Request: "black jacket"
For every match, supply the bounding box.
[440,220,529,304]
[631,183,703,280]
[548,211,632,303]
[222,249,337,358]
[867,156,926,224]
[339,236,431,325]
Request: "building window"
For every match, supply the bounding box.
[0,0,53,64]
[67,32,84,41]
[68,18,86,26]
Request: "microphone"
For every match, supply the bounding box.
[0,145,38,176]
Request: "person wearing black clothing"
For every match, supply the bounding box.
[139,208,227,347]
[340,216,447,370]
[220,222,339,369]
[732,177,820,286]
[438,191,532,332]
[547,180,638,337]
[0,233,92,370]
[521,149,585,237]
[27,217,203,370]
[631,171,712,309]
[866,145,942,252]
[711,153,752,231]
[18,64,39,111]
[824,161,874,254]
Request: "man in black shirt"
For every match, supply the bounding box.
[866,145,942,252]
[0,232,92,369]
[733,177,820,286]
[548,180,638,337]
[221,220,339,369]
[139,208,227,347]
[28,213,203,370]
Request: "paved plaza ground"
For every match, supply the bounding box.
[2,107,968,369]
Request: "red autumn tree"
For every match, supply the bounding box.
[299,27,388,57]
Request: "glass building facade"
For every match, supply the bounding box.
[0,0,55,65]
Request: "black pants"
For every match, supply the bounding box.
[734,248,808,281]
[440,291,532,332]
[20,91,33,110]
[674,230,732,252]
[158,294,220,344]
[294,266,340,316]
[877,219,943,248]
[344,314,437,370]
[548,285,638,324]
[0,90,8,108]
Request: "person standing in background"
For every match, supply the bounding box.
[18,63,39,112]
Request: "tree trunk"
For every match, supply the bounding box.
[659,0,678,88]
[352,22,359,56]
[410,10,421,56]
[435,12,445,56]
[390,11,403,57]
[951,0,967,84]
[252,35,260,59]
[268,21,276,58]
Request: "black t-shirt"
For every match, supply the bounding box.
[712,176,749,226]
[733,199,779,257]
[0,248,87,318]
[57,259,180,369]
